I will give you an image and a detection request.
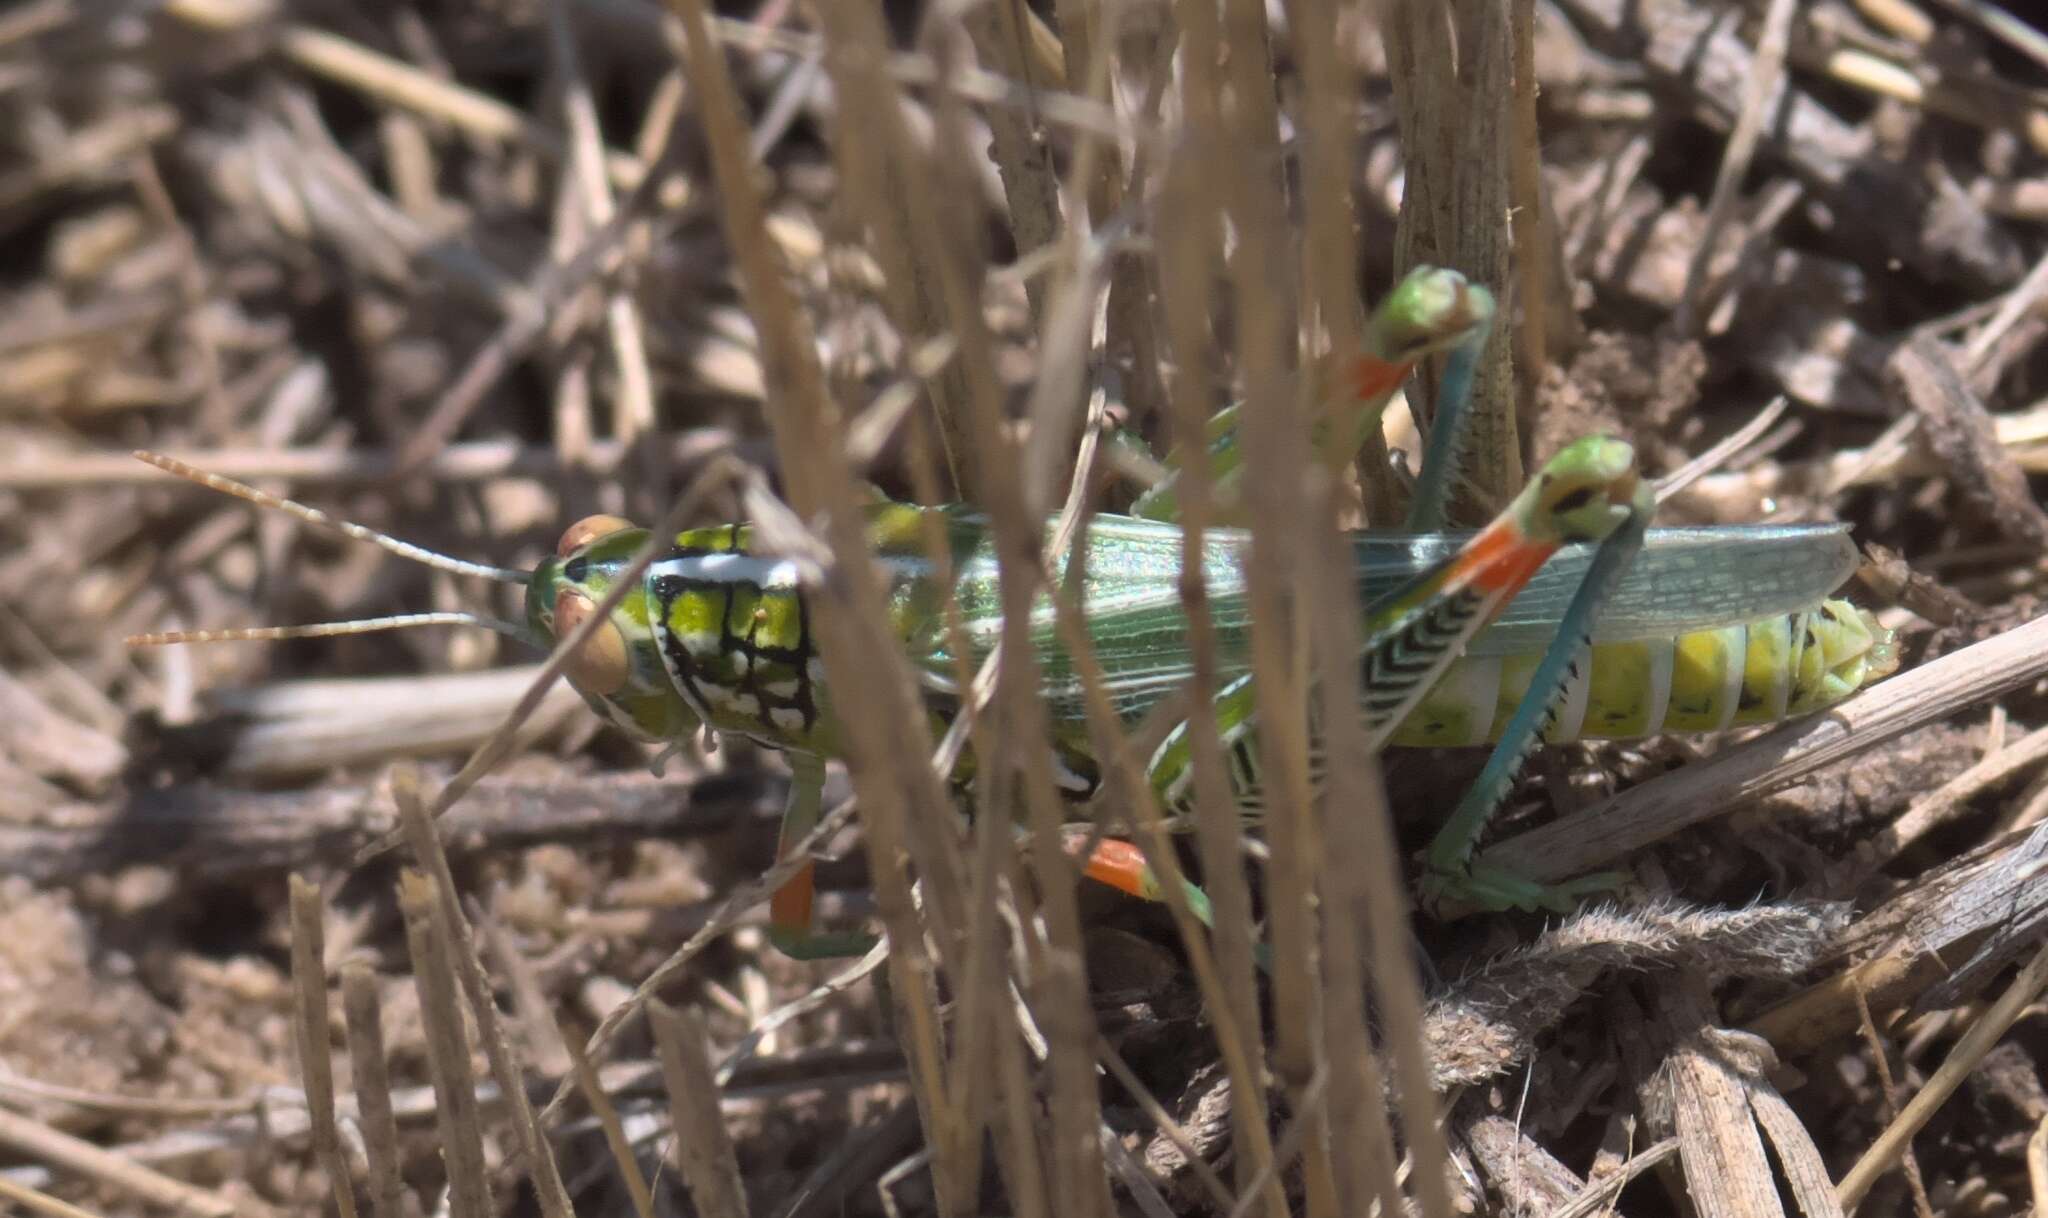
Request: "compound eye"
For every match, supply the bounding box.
[1550,486,1595,515]
[553,589,629,695]
[558,514,634,557]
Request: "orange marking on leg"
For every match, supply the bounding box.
[1475,545,1558,598]
[1345,356,1413,404]
[1455,519,1519,566]
[1079,838,1162,902]
[770,862,817,938]
[1438,519,1559,597]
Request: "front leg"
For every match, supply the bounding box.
[767,752,879,960]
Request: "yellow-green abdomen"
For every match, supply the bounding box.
[1388,598,1895,747]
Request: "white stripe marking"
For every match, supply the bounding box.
[1712,626,1746,732]
[1553,650,1591,742]
[1435,654,1501,746]
[658,552,803,588]
[1761,615,1795,721]
[1643,637,1674,735]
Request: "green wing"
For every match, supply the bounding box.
[908,512,1860,726]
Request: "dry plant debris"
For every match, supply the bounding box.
[4,0,2048,1214]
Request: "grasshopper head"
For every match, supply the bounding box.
[1518,435,1650,544]
[529,515,702,743]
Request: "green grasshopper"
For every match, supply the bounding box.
[129,266,1895,956]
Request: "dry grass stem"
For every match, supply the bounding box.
[165,0,652,189]
[0,1108,237,1218]
[396,871,495,1217]
[665,0,975,1203]
[651,1000,753,1218]
[0,433,746,490]
[0,1174,115,1218]
[2030,1115,2048,1214]
[393,769,576,1216]
[287,875,359,1218]
[565,1030,659,1218]
[1852,720,2048,876]
[340,963,407,1218]
[1673,0,1798,333]
[1387,0,1520,513]
[1838,938,2048,1206]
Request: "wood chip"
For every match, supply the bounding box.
[1886,334,2048,551]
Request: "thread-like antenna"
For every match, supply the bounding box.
[132,451,530,585]
[128,612,531,647]
[129,451,538,649]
